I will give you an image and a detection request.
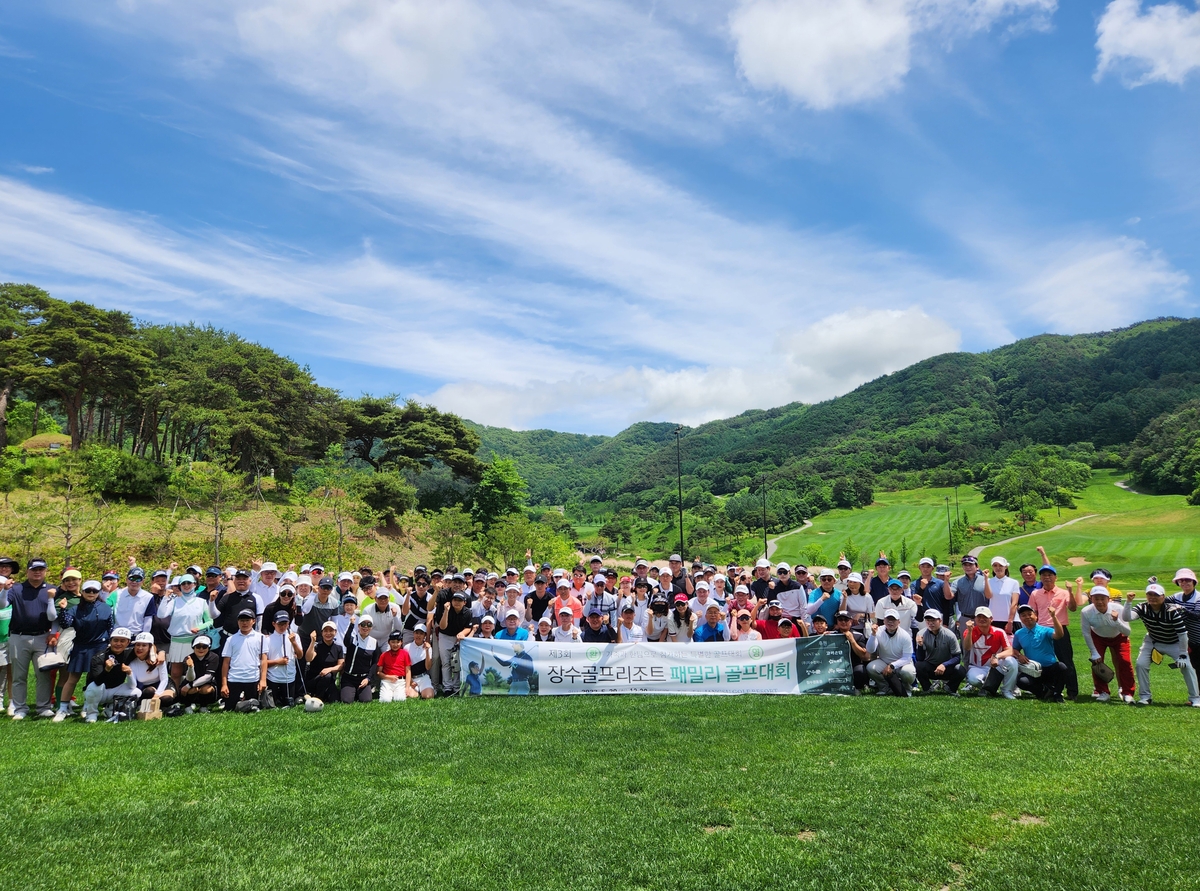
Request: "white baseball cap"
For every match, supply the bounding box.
[918,557,935,568]
[847,572,863,584]
[776,562,791,572]
[504,608,521,619]
[755,558,770,569]
[990,556,1009,567]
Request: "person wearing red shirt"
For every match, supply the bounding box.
[376,631,412,703]
[961,606,1015,697]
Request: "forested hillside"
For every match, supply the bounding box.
[477,318,1200,509]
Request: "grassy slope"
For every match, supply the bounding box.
[2,689,1197,891]
[771,471,1199,592]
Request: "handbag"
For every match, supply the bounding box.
[1092,661,1115,684]
[260,688,276,710]
[36,646,66,672]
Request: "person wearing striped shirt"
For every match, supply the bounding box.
[1122,582,1200,707]
[1167,568,1199,671]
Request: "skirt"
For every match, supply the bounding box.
[168,639,199,663]
[68,643,104,674]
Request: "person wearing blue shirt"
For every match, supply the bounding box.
[1001,603,1067,702]
[807,571,843,629]
[495,610,530,641]
[693,604,730,642]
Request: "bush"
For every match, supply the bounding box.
[81,446,167,499]
[356,471,417,524]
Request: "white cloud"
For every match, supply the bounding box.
[1013,236,1190,331]
[17,165,54,175]
[14,1,1191,435]
[1095,0,1200,86]
[420,308,961,429]
[729,0,1056,109]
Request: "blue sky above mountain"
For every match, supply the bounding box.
[1,1,1197,433]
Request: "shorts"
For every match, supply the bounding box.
[412,674,433,694]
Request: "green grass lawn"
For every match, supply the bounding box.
[772,471,1199,593]
[2,670,1198,891]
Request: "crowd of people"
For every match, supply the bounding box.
[0,542,1197,721]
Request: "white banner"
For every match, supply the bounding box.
[457,637,853,696]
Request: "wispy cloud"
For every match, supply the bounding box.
[16,165,54,175]
[5,0,1191,433]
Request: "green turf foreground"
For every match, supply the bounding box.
[2,693,1198,891]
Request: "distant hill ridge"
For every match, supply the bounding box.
[473,318,1200,505]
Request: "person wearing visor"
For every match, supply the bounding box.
[158,573,218,688]
[178,635,220,712]
[53,579,113,722]
[81,626,137,723]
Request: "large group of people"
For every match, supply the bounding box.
[1,542,1197,721]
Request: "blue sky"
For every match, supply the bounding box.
[1,1,1198,434]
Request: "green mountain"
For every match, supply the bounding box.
[475,317,1200,506]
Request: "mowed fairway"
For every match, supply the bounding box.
[3,675,1199,891]
[773,472,1199,592]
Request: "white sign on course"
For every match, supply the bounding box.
[457,637,853,696]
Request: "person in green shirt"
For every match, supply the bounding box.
[0,555,15,715]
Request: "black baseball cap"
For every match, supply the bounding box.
[28,558,47,570]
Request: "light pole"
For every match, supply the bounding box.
[945,496,953,556]
[674,426,685,559]
[954,485,960,523]
[761,475,768,560]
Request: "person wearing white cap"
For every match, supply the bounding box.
[360,580,402,649]
[805,569,843,630]
[866,610,916,696]
[81,627,137,722]
[1122,582,1200,706]
[961,607,1017,697]
[130,631,177,711]
[249,560,279,609]
[178,635,220,711]
[750,559,772,601]
[842,573,873,628]
[987,557,1019,638]
[499,583,531,627]
[688,580,724,621]
[914,610,966,694]
[552,606,583,642]
[404,624,435,698]
[1079,587,1134,703]
[496,609,530,641]
[304,622,344,703]
[1166,568,1200,671]
[913,557,951,629]
[552,580,583,625]
[533,615,555,642]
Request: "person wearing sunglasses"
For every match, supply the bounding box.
[730,609,761,641]
[178,634,221,712]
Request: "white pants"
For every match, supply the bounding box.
[1135,638,1199,700]
[378,678,407,703]
[83,679,138,718]
[866,660,916,685]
